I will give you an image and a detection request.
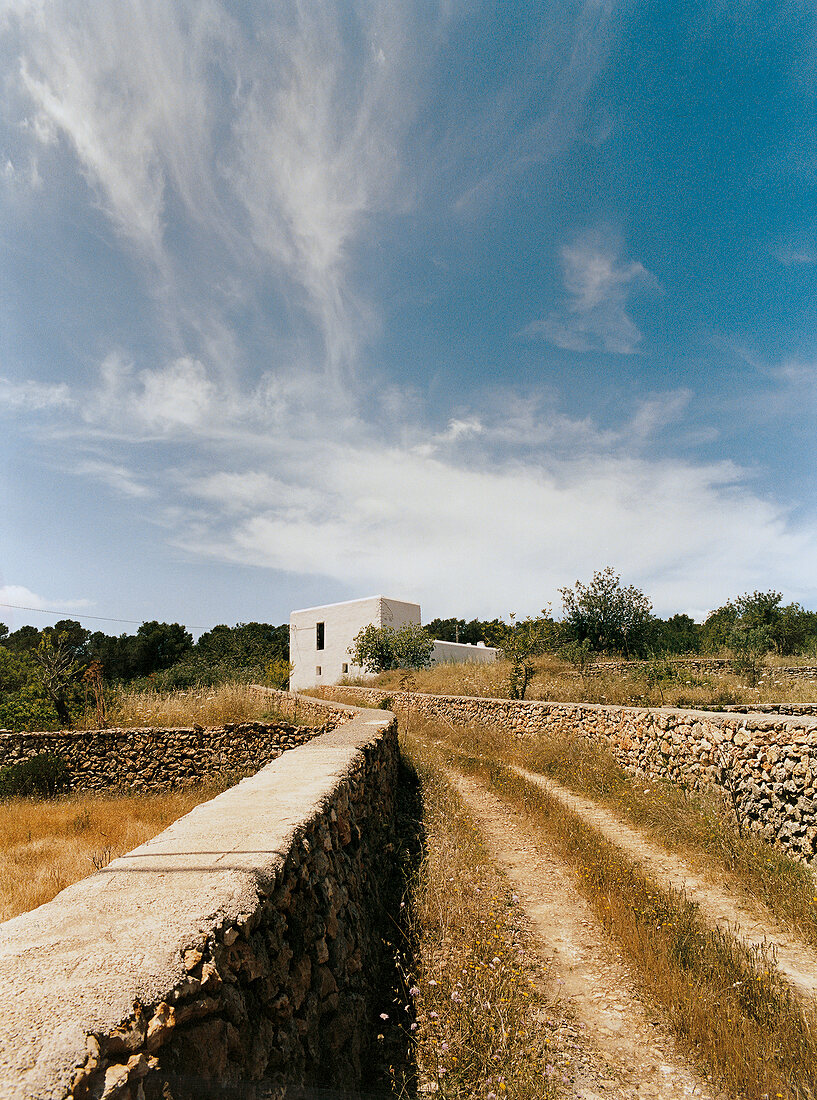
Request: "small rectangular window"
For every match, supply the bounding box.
[316,621,325,650]
[342,662,348,674]
[316,665,322,676]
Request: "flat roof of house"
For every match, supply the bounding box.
[290,595,419,615]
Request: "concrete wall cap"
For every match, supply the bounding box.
[0,706,392,1100]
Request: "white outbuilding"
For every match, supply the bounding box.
[288,595,499,691]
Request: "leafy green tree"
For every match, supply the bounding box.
[194,622,288,674]
[701,590,817,656]
[392,623,435,670]
[424,617,497,645]
[3,624,39,655]
[728,626,771,687]
[494,613,552,699]
[652,613,701,654]
[559,567,654,657]
[0,647,60,731]
[349,623,434,674]
[131,621,193,677]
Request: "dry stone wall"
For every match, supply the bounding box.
[0,696,401,1100]
[322,685,817,864]
[0,719,343,792]
[585,658,817,682]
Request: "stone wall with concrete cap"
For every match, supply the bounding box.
[0,699,400,1100]
[0,719,345,793]
[321,684,817,864]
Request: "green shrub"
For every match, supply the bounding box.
[0,753,71,799]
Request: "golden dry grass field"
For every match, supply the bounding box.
[0,782,234,922]
[365,652,817,709]
[79,681,281,729]
[1,683,295,922]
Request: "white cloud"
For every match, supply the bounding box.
[8,340,817,618]
[73,460,152,499]
[524,232,659,354]
[8,2,231,261]
[2,2,422,379]
[137,358,216,431]
[0,376,72,410]
[228,3,419,373]
[0,584,91,619]
[452,1,621,216]
[171,423,817,619]
[775,245,817,266]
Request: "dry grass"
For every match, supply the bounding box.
[0,782,232,922]
[386,737,567,1099]
[425,720,817,1099]
[517,727,817,951]
[363,654,817,709]
[79,681,284,730]
[419,711,817,952]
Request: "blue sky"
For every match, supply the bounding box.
[2,0,817,634]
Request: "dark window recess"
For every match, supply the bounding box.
[316,666,322,677]
[342,663,349,674]
[316,622,325,650]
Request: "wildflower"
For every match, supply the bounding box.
[380,1012,389,1020]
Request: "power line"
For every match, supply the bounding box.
[0,603,145,626]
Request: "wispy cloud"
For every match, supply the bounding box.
[176,432,817,618]
[7,2,231,262]
[0,377,72,410]
[775,245,817,266]
[9,346,817,616]
[523,231,658,354]
[72,460,152,499]
[2,2,422,380]
[452,1,623,215]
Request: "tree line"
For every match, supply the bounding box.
[353,570,817,698]
[3,568,817,728]
[0,619,289,731]
[429,569,817,660]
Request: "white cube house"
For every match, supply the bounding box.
[289,595,422,691]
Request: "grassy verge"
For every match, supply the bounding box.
[78,681,292,729]
[0,780,237,921]
[434,731,817,1100]
[359,653,817,709]
[384,735,569,1099]
[518,726,817,950]
[422,712,817,951]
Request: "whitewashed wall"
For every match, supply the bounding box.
[431,640,499,665]
[289,596,421,691]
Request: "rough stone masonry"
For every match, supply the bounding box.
[0,698,400,1100]
[321,685,817,864]
[0,717,351,792]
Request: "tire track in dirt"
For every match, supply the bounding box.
[513,765,817,1004]
[446,768,723,1100]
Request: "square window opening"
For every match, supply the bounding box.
[342,662,348,674]
[316,666,322,676]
